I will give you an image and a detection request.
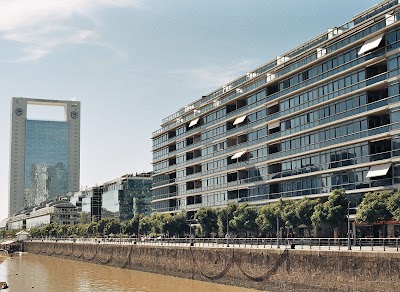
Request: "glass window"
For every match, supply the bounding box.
[387,31,396,45]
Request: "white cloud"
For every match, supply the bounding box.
[169,59,260,91]
[0,0,142,61]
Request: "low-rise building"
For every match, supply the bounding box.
[26,201,79,228]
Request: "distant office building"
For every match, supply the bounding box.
[152,0,400,214]
[82,186,103,222]
[9,97,80,215]
[69,191,86,213]
[102,173,152,221]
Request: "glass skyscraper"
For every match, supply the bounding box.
[9,98,80,215]
[24,120,69,207]
[151,0,400,214]
[102,173,153,222]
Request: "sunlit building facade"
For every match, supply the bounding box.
[151,0,400,214]
[9,97,80,215]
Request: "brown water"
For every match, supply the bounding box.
[0,253,260,292]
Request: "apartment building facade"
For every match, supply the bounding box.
[151,0,400,214]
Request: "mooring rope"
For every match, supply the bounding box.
[71,243,83,258]
[190,247,235,280]
[45,243,55,256]
[113,246,131,268]
[235,249,289,282]
[54,243,63,255]
[62,243,72,256]
[83,244,98,261]
[97,245,113,264]
[31,243,41,254]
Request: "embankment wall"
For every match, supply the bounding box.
[23,242,400,292]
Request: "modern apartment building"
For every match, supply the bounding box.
[152,0,400,214]
[9,97,80,216]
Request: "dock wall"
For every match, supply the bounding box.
[23,241,400,292]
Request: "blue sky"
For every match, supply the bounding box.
[0,0,379,220]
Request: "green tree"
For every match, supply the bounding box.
[282,200,299,229]
[170,211,188,237]
[388,190,400,220]
[104,220,121,236]
[87,222,99,236]
[194,207,218,237]
[79,212,91,224]
[161,213,174,236]
[150,213,165,235]
[312,189,348,236]
[139,215,151,236]
[356,191,392,223]
[231,203,258,237]
[217,203,237,235]
[356,191,393,237]
[256,204,278,237]
[97,218,113,235]
[124,215,140,236]
[297,197,320,235]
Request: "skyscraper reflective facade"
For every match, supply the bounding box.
[102,173,153,222]
[9,98,80,215]
[151,0,400,214]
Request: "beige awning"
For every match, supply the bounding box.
[231,151,247,160]
[358,34,384,55]
[366,163,391,178]
[233,115,247,126]
[268,121,280,129]
[188,118,200,128]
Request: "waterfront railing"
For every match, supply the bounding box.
[29,237,400,252]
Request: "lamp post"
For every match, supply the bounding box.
[187,217,196,246]
[226,211,230,247]
[277,217,280,248]
[347,201,352,251]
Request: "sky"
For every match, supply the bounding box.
[0,0,380,220]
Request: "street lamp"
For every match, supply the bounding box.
[226,211,230,247]
[347,201,352,251]
[187,217,196,246]
[277,217,280,249]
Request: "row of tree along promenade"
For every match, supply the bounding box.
[4,189,400,245]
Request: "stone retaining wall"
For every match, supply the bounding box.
[23,242,400,292]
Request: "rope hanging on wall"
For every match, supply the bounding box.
[71,243,83,258]
[83,244,98,260]
[97,245,113,264]
[45,243,55,256]
[190,247,235,280]
[235,249,289,281]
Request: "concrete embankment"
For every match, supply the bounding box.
[23,241,400,292]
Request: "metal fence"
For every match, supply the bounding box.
[29,237,400,252]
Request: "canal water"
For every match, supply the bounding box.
[0,253,260,292]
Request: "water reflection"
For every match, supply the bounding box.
[0,253,259,292]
